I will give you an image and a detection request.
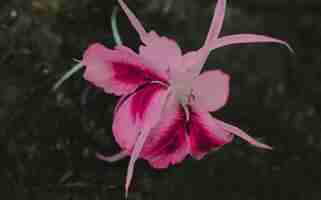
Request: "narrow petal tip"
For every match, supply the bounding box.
[117,0,147,42]
[215,119,273,151]
[96,151,128,162]
[210,34,295,54]
[279,39,295,54]
[125,179,130,199]
[250,140,273,150]
[285,42,295,54]
[125,188,128,199]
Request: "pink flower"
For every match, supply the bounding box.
[82,0,292,197]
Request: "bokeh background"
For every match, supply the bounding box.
[1,0,320,199]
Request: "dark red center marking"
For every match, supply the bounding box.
[112,62,166,84]
[188,111,223,154]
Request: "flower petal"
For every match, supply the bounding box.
[180,0,227,77]
[118,0,160,45]
[214,119,273,150]
[204,0,226,46]
[139,34,183,81]
[192,70,230,112]
[112,83,170,196]
[112,83,169,151]
[114,84,171,197]
[140,96,189,169]
[181,48,210,78]
[118,0,147,43]
[118,0,183,80]
[188,106,233,160]
[210,34,294,52]
[82,43,166,96]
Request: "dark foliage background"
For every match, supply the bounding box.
[1,0,320,199]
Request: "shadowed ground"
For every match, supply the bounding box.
[1,0,321,199]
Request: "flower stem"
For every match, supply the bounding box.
[111,6,123,46]
[52,61,84,91]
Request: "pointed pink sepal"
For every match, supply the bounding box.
[215,119,273,150]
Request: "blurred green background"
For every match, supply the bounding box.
[1,0,320,199]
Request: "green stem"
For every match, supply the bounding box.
[52,62,84,91]
[53,6,122,91]
[111,6,123,46]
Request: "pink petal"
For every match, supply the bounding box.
[210,34,294,52]
[188,106,234,160]
[117,0,159,45]
[140,96,189,169]
[204,0,226,46]
[112,83,171,196]
[192,70,230,112]
[181,48,210,78]
[115,85,171,197]
[214,119,273,150]
[117,0,147,43]
[82,43,167,96]
[113,95,128,117]
[118,0,186,82]
[113,93,140,152]
[180,0,227,77]
[118,0,183,80]
[112,83,169,151]
[139,35,183,80]
[124,92,176,197]
[125,127,150,198]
